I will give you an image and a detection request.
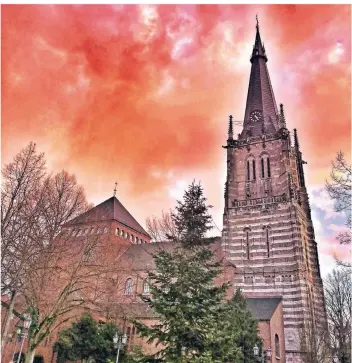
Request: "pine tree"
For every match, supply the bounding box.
[216,289,262,363]
[133,182,262,362]
[133,182,229,362]
[170,181,213,247]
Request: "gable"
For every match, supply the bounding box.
[66,196,150,237]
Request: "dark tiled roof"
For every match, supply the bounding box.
[118,237,223,271]
[116,303,157,319]
[66,197,150,237]
[246,297,281,321]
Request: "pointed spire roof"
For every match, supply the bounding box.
[240,18,279,139]
[66,196,150,237]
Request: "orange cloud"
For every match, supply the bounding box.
[2,5,351,230]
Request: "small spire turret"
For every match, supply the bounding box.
[228,115,234,140]
[294,128,300,150]
[280,103,287,128]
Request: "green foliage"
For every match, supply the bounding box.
[54,314,128,363]
[134,246,229,362]
[133,182,261,362]
[170,181,213,247]
[33,355,44,363]
[217,289,262,363]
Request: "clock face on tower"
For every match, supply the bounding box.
[249,110,263,122]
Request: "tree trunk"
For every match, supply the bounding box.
[1,290,16,349]
[25,347,36,363]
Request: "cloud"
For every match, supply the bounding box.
[2,5,351,277]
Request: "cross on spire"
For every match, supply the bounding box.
[256,14,259,30]
[113,182,118,197]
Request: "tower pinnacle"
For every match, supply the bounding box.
[228,115,234,140]
[280,103,287,128]
[293,128,300,150]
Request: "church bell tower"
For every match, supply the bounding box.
[222,19,327,363]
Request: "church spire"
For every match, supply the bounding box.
[250,15,267,63]
[240,17,279,139]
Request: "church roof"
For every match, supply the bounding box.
[66,196,150,237]
[246,297,282,321]
[241,19,279,139]
[118,237,223,271]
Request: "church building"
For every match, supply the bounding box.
[1,19,327,363]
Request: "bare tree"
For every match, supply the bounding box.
[1,143,91,355]
[300,320,331,363]
[324,267,351,363]
[145,210,179,242]
[22,233,104,363]
[1,143,46,347]
[326,152,351,246]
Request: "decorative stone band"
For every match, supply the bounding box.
[232,193,287,208]
[224,128,290,149]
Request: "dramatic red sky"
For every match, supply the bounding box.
[2,5,351,274]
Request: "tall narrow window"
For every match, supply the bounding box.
[143,280,150,294]
[266,228,270,257]
[125,278,133,295]
[261,158,265,178]
[247,160,250,180]
[267,158,271,178]
[246,230,250,260]
[275,334,280,359]
[252,160,256,180]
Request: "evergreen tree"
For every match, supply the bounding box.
[133,182,262,362]
[54,314,128,363]
[133,182,230,362]
[170,181,213,247]
[215,289,262,363]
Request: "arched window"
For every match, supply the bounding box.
[135,237,139,244]
[130,234,134,242]
[275,334,280,358]
[103,226,108,234]
[260,155,271,179]
[96,227,102,235]
[247,160,250,181]
[143,280,150,294]
[252,160,256,180]
[125,278,133,295]
[120,229,124,237]
[115,227,119,236]
[127,326,131,336]
[90,227,95,235]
